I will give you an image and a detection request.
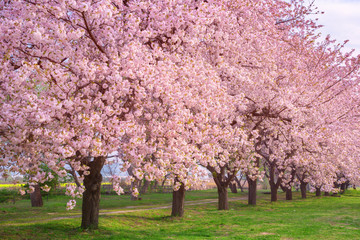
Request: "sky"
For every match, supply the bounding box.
[313,0,360,55]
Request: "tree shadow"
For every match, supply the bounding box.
[102,213,175,222]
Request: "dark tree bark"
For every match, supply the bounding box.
[316,187,321,197]
[286,188,292,200]
[153,180,158,191]
[324,191,330,196]
[67,166,82,187]
[30,184,43,207]
[29,162,43,207]
[255,138,295,203]
[171,180,185,217]
[300,181,307,199]
[161,174,170,187]
[229,182,237,193]
[259,155,283,203]
[268,163,281,202]
[270,183,278,202]
[247,176,257,205]
[234,176,244,192]
[246,157,259,205]
[217,184,229,210]
[340,181,349,194]
[285,167,296,201]
[81,156,106,229]
[340,183,345,193]
[296,171,308,199]
[140,179,150,194]
[207,166,235,210]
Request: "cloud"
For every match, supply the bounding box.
[313,0,360,55]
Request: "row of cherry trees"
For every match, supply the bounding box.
[1,0,359,229]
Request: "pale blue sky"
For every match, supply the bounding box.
[314,0,360,55]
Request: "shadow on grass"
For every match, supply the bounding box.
[0,221,88,239]
[105,213,174,222]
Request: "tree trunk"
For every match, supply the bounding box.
[140,179,150,194]
[153,180,158,191]
[161,176,167,187]
[30,184,43,207]
[234,176,244,192]
[324,191,330,196]
[270,183,278,202]
[268,163,279,202]
[286,188,292,200]
[81,156,106,229]
[217,184,229,210]
[316,187,321,197]
[247,176,257,205]
[340,183,346,194]
[285,168,296,201]
[208,166,235,211]
[300,182,307,199]
[171,182,185,217]
[229,182,237,193]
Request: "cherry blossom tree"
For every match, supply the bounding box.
[1,0,360,231]
[1,0,225,228]
[0,0,249,226]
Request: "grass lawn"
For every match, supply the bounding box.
[0,189,243,224]
[0,189,359,239]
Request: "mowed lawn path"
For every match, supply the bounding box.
[0,190,359,239]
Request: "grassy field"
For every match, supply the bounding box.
[0,189,359,239]
[0,189,242,223]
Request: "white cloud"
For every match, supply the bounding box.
[313,0,360,55]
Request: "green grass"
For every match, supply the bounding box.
[0,189,359,239]
[0,189,241,223]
